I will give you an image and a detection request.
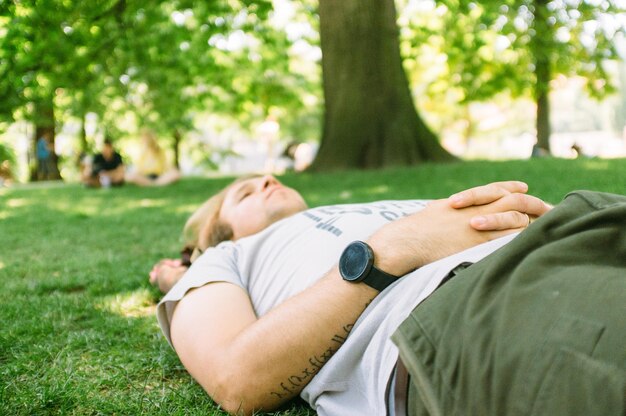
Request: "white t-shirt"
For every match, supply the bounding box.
[157,201,515,415]
[158,200,429,342]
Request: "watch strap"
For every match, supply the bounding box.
[364,263,398,292]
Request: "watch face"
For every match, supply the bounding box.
[339,241,373,282]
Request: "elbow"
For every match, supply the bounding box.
[175,347,272,414]
[202,370,272,416]
[213,389,256,416]
[218,399,256,416]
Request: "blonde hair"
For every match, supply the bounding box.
[182,174,261,253]
[141,128,158,148]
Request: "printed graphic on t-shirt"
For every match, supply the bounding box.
[302,200,428,237]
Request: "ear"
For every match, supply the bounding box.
[207,220,234,247]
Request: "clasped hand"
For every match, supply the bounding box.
[368,181,552,277]
[149,258,188,293]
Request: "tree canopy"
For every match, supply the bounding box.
[399,0,625,150]
[0,0,624,178]
[0,0,320,176]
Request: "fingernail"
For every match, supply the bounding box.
[449,193,464,204]
[472,216,487,227]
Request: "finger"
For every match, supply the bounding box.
[495,193,553,218]
[470,210,531,231]
[478,226,527,242]
[163,258,182,267]
[158,258,179,266]
[449,181,528,208]
[150,260,176,285]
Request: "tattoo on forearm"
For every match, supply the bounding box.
[269,324,354,400]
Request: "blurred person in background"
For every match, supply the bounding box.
[36,131,54,180]
[125,129,181,187]
[81,138,125,188]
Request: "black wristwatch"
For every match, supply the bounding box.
[339,241,398,292]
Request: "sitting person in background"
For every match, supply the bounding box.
[280,141,317,172]
[81,138,125,188]
[36,132,54,180]
[0,159,13,187]
[125,129,180,187]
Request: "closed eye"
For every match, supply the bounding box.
[233,181,255,202]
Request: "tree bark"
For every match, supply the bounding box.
[534,58,551,152]
[79,112,89,154]
[532,0,552,154]
[310,0,454,171]
[173,129,182,169]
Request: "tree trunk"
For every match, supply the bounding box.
[172,129,182,169]
[79,112,89,154]
[535,61,551,152]
[31,98,62,181]
[462,104,474,149]
[532,0,552,154]
[310,0,454,171]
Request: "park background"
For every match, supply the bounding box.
[1,1,626,415]
[1,0,625,180]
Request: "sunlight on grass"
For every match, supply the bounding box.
[0,261,5,270]
[98,289,156,318]
[366,185,390,195]
[116,198,168,210]
[48,198,101,216]
[138,198,166,208]
[0,211,9,220]
[100,198,170,216]
[339,190,352,200]
[581,160,611,171]
[45,197,169,217]
[173,203,201,214]
[7,198,29,208]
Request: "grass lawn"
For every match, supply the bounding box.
[1,158,624,415]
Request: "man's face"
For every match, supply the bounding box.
[219,175,307,240]
[102,144,114,159]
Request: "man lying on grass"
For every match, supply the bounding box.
[152,175,625,415]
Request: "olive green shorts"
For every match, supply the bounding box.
[392,191,626,416]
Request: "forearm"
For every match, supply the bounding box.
[203,269,376,413]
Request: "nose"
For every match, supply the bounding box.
[259,175,278,190]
